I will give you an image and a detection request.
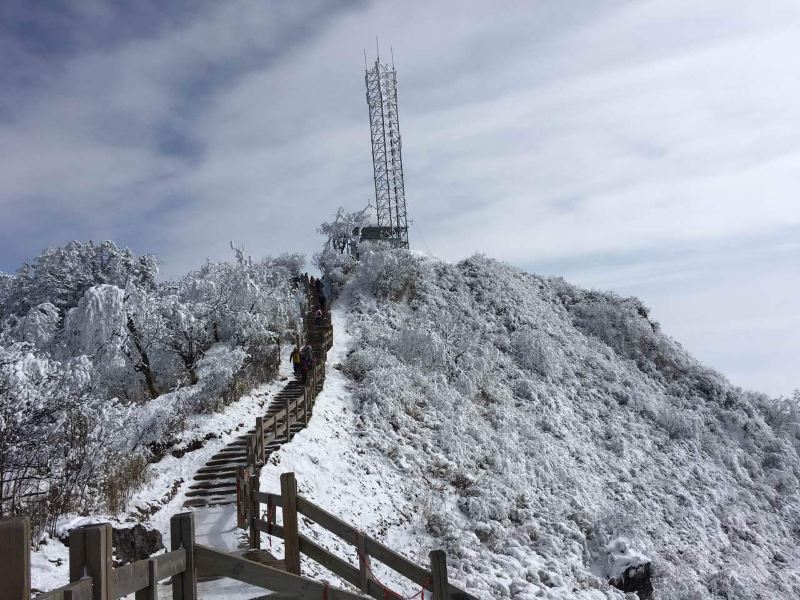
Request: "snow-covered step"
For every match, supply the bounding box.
[188,480,236,490]
[185,487,236,498]
[193,472,236,482]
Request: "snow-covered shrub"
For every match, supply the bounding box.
[315,206,369,297]
[0,303,60,348]
[656,406,700,440]
[315,248,358,299]
[510,327,562,379]
[357,246,422,301]
[193,345,248,412]
[0,343,133,535]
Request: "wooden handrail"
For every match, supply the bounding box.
[194,545,370,600]
[297,496,471,597]
[35,577,94,600]
[112,548,186,597]
[249,490,477,600]
[28,515,196,600]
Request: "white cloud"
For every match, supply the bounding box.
[0,0,798,394]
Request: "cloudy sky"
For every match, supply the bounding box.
[1,1,798,396]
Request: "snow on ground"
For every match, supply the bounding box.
[259,303,432,598]
[30,248,800,600]
[289,249,800,600]
[30,346,295,597]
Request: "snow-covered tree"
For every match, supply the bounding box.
[1,241,157,321]
[0,241,304,532]
[315,206,371,297]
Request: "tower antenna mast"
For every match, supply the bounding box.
[364,46,409,248]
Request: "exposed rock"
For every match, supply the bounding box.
[112,524,164,565]
[611,562,654,600]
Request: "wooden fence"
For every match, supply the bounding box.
[236,472,476,600]
[244,361,327,470]
[1,512,377,600]
[1,288,474,599]
[233,301,474,600]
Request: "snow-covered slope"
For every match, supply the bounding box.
[273,249,800,600]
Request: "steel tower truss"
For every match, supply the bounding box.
[365,57,409,248]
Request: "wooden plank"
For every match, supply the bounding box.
[236,467,247,529]
[155,548,187,579]
[193,545,369,600]
[116,549,186,598]
[280,473,301,575]
[71,523,113,600]
[430,551,449,600]
[170,513,196,600]
[284,397,292,442]
[296,535,360,589]
[255,519,284,539]
[296,496,474,599]
[255,522,400,600]
[115,560,147,598]
[356,532,370,594]
[295,496,358,545]
[69,527,87,583]
[133,559,157,600]
[250,471,261,549]
[255,416,265,465]
[293,535,395,600]
[36,578,93,600]
[147,559,158,600]
[255,491,283,508]
[0,515,30,600]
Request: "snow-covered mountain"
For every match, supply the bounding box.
[279,247,800,600]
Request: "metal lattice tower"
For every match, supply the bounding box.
[365,52,409,248]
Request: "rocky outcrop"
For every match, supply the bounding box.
[112,524,164,565]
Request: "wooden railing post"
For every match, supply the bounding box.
[70,523,114,600]
[255,416,265,465]
[280,472,301,575]
[135,558,158,600]
[284,396,292,442]
[170,512,196,600]
[246,434,256,471]
[356,532,370,594]
[0,516,30,600]
[303,384,309,425]
[429,550,450,600]
[250,471,261,549]
[236,466,247,529]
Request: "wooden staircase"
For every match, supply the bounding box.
[183,283,332,509]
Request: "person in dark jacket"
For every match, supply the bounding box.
[300,344,315,382]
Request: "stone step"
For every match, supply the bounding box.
[188,480,238,490]
[210,450,247,459]
[185,487,236,498]
[182,497,235,508]
[205,458,247,467]
[193,472,236,482]
[196,464,239,475]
